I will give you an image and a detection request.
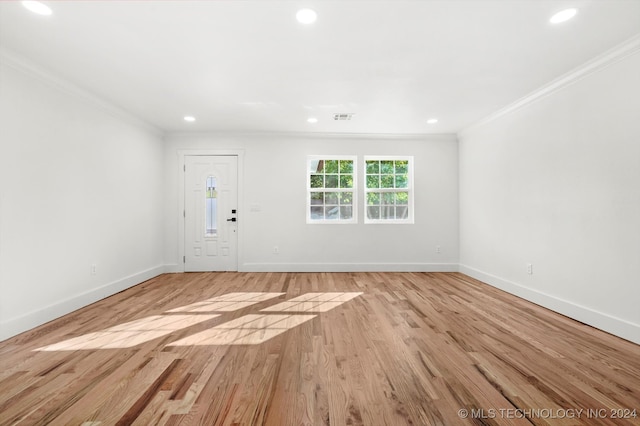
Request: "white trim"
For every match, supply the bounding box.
[241,263,459,273]
[459,264,640,345]
[0,47,164,137]
[459,33,640,137]
[167,131,458,142]
[0,265,164,342]
[163,264,182,274]
[177,150,245,272]
[5,262,638,345]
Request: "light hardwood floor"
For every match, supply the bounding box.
[0,272,638,425]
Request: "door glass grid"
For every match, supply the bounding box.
[206,176,217,236]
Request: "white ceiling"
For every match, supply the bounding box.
[1,0,639,135]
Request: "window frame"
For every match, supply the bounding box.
[306,155,358,224]
[363,155,414,224]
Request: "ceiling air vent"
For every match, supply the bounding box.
[333,113,355,121]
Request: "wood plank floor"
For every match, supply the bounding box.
[0,272,639,425]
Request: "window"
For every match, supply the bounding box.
[307,156,357,223]
[364,156,413,223]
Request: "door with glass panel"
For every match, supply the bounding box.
[184,155,238,271]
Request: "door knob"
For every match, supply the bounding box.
[227,218,237,222]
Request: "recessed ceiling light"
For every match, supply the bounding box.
[22,1,52,16]
[184,116,196,122]
[427,118,438,124]
[307,117,318,123]
[296,8,317,25]
[550,8,577,24]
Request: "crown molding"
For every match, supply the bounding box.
[165,130,458,143]
[459,33,640,137]
[0,47,164,138]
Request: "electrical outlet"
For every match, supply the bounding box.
[91,264,97,275]
[527,263,533,275]
[436,245,441,254]
[273,246,279,254]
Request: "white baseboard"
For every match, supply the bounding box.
[240,263,459,273]
[165,262,459,273]
[6,263,636,346]
[459,264,640,345]
[163,264,182,273]
[0,265,165,342]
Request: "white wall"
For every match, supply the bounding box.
[459,50,640,344]
[0,57,165,341]
[164,133,459,272]
[4,39,636,348]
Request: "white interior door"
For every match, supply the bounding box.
[184,155,238,271]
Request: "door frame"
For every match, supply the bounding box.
[177,150,245,272]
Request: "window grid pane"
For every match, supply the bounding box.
[364,158,412,223]
[308,158,356,223]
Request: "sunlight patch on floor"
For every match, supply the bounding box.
[261,292,363,313]
[35,314,219,351]
[33,292,362,350]
[168,314,317,346]
[167,292,285,313]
